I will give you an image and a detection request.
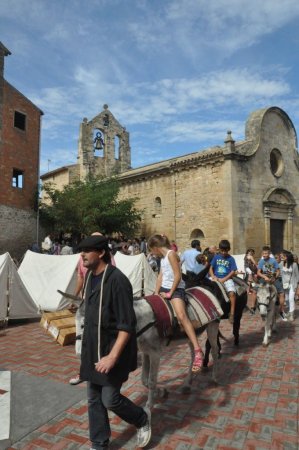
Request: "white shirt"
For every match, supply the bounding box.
[161,250,185,289]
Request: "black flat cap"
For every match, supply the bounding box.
[77,235,109,251]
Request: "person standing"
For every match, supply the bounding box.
[280,250,299,322]
[180,240,202,279]
[69,232,115,386]
[78,235,151,449]
[60,241,73,255]
[140,237,147,254]
[41,234,52,253]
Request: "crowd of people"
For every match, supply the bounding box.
[44,230,298,450]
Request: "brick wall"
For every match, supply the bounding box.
[0,80,41,209]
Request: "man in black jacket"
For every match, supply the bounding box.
[78,235,151,449]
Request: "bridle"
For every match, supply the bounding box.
[257,289,276,312]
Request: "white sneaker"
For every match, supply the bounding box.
[69,374,83,385]
[288,312,294,322]
[136,407,151,448]
[279,312,288,322]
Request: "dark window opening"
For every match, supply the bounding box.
[14,111,26,130]
[12,169,24,188]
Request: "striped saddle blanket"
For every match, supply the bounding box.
[145,287,223,338]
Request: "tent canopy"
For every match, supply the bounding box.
[18,251,81,311]
[0,252,39,320]
[114,252,157,297]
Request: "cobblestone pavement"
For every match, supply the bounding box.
[0,305,298,450]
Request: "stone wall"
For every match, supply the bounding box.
[0,205,43,260]
[118,154,237,252]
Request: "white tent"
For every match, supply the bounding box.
[114,252,157,297]
[0,253,40,320]
[232,254,246,274]
[18,251,81,311]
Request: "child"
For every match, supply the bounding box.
[148,234,204,372]
[209,239,237,324]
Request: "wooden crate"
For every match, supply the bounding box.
[47,316,75,340]
[57,326,76,346]
[40,310,74,331]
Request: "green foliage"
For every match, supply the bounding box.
[39,176,142,236]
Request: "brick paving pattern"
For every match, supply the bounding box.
[0,306,298,450]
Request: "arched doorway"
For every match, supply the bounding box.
[263,188,296,253]
[190,228,205,239]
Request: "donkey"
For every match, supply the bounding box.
[184,267,248,367]
[256,283,278,346]
[134,296,221,409]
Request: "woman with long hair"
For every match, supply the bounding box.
[280,250,299,322]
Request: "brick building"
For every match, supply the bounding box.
[0,42,43,258]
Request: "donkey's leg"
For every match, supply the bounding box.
[263,314,271,346]
[146,350,161,409]
[203,338,211,368]
[180,342,194,394]
[272,306,278,332]
[207,321,220,383]
[141,353,150,388]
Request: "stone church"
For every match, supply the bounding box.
[41,105,299,255]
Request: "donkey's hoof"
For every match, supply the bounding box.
[262,342,269,347]
[157,387,168,399]
[181,385,191,394]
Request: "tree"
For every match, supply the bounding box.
[39,175,142,237]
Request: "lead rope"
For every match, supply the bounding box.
[97,265,108,361]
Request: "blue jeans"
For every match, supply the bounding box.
[87,382,147,449]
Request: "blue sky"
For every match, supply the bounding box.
[2,0,299,175]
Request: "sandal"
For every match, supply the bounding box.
[192,349,204,372]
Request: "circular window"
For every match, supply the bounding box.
[270,149,284,177]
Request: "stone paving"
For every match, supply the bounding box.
[0,305,298,450]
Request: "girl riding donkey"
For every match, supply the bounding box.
[147,234,204,372]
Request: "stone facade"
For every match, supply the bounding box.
[41,105,131,199]
[118,107,299,254]
[41,105,299,255]
[0,42,43,259]
[77,104,131,179]
[0,205,39,258]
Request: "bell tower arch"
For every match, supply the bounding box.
[77,104,131,179]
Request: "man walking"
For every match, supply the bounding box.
[77,235,151,449]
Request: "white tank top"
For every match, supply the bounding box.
[161,250,185,289]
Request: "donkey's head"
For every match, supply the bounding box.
[256,284,277,320]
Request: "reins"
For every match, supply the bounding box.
[136,321,157,337]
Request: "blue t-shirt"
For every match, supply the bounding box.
[257,257,279,276]
[211,254,237,278]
